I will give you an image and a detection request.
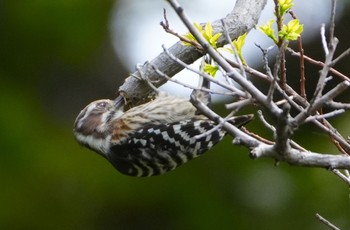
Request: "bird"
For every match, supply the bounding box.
[73,91,252,177]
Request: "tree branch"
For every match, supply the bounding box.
[251,144,350,169]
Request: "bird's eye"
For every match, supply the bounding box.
[96,101,108,109]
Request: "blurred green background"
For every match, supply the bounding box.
[1,0,350,229]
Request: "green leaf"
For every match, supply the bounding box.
[209,32,222,48]
[278,19,303,41]
[233,33,247,52]
[193,22,203,31]
[259,19,278,44]
[217,33,247,64]
[217,47,234,54]
[181,33,196,46]
[203,63,219,76]
[203,22,213,40]
[233,33,247,65]
[181,22,221,48]
[279,0,294,16]
[181,22,203,46]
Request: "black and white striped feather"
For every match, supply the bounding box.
[108,119,224,176]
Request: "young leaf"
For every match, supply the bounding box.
[278,19,303,41]
[259,19,278,44]
[181,22,203,46]
[203,63,219,76]
[279,0,294,16]
[181,22,221,48]
[233,33,247,65]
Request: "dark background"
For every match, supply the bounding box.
[1,1,350,229]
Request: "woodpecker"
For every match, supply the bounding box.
[73,92,252,177]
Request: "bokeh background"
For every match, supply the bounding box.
[1,0,350,229]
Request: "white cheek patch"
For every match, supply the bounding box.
[100,110,110,125]
[75,133,111,156]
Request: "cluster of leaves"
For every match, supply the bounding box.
[181,0,302,78]
[259,0,303,44]
[182,22,247,76]
[182,22,222,48]
[182,22,222,76]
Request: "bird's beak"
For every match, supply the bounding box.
[114,96,125,107]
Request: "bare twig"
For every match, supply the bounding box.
[332,169,350,186]
[325,101,350,110]
[315,213,340,230]
[221,19,247,78]
[255,43,276,102]
[190,91,259,148]
[225,98,252,110]
[160,9,203,51]
[331,47,350,66]
[273,0,283,47]
[257,110,276,133]
[134,63,160,93]
[313,25,338,101]
[293,81,349,126]
[161,44,247,97]
[287,48,349,81]
[257,110,306,152]
[151,64,235,96]
[328,0,337,45]
[304,109,345,123]
[321,24,329,56]
[194,110,236,140]
[289,10,306,98]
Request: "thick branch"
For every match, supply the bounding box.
[251,144,350,169]
[118,0,267,101]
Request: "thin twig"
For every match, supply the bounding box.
[325,101,350,110]
[221,19,247,79]
[132,63,160,93]
[257,110,306,152]
[273,0,283,47]
[289,10,306,98]
[255,43,276,102]
[332,169,350,186]
[321,24,329,56]
[304,109,345,123]
[160,9,203,51]
[313,25,338,100]
[151,64,236,96]
[257,110,276,132]
[293,81,350,126]
[328,0,337,45]
[345,170,350,177]
[161,44,247,97]
[225,98,252,110]
[331,47,350,66]
[190,88,259,147]
[315,213,340,230]
[287,48,349,81]
[241,127,275,145]
[194,110,235,140]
